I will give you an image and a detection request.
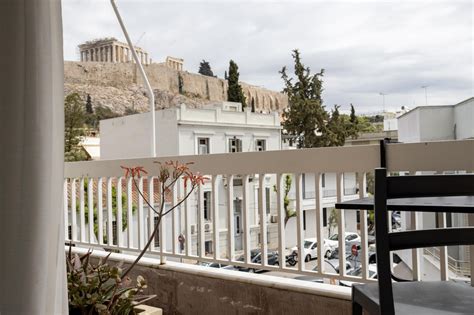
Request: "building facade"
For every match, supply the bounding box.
[397,97,473,274]
[100,102,358,257]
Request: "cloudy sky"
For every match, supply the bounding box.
[63,0,473,114]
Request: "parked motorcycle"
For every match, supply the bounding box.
[286,253,297,266]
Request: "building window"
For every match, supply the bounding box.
[228,137,242,153]
[203,191,211,221]
[198,137,210,155]
[322,173,326,188]
[255,139,266,151]
[265,187,271,214]
[112,221,117,245]
[303,210,307,230]
[235,215,241,235]
[205,240,213,254]
[323,208,327,227]
[154,216,160,247]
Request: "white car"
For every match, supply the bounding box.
[290,238,332,262]
[324,232,361,257]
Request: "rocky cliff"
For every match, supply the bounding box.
[64,61,288,115]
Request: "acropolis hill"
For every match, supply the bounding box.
[64,60,288,115]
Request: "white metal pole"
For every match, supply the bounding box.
[110,0,156,157]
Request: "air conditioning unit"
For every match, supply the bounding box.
[204,222,212,232]
[190,224,197,235]
[270,215,278,223]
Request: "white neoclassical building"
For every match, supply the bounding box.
[99,102,358,256]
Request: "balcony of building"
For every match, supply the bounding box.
[64,140,474,313]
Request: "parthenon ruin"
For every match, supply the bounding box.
[78,37,150,65]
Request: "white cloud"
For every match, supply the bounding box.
[62,0,473,113]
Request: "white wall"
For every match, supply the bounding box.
[100,113,156,160]
[398,109,421,143]
[419,106,454,141]
[454,98,474,139]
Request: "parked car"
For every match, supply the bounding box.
[290,238,332,262]
[236,249,279,273]
[197,261,235,270]
[324,232,361,258]
[294,260,338,283]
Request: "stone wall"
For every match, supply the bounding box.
[64,61,288,115]
[84,251,352,315]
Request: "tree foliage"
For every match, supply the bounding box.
[64,93,88,161]
[227,60,246,109]
[198,60,214,77]
[280,50,361,148]
[85,94,93,114]
[273,174,296,227]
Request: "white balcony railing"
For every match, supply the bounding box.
[64,140,474,284]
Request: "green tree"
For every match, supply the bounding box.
[273,174,296,227]
[64,93,88,161]
[80,179,135,244]
[227,60,247,109]
[327,208,339,237]
[327,105,347,146]
[280,50,330,148]
[347,104,360,139]
[198,60,214,77]
[85,94,93,114]
[178,73,184,94]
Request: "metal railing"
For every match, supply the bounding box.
[424,247,471,277]
[64,140,474,284]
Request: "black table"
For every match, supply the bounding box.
[336,196,474,213]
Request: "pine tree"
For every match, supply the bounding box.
[64,93,88,161]
[227,60,247,109]
[280,49,330,148]
[85,94,93,114]
[224,71,228,80]
[327,105,347,146]
[347,103,360,139]
[198,60,214,77]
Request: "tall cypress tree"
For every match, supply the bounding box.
[227,60,247,109]
[85,94,93,114]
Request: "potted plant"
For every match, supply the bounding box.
[67,161,206,314]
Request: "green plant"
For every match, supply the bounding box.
[65,93,88,161]
[227,60,246,108]
[273,174,296,227]
[78,179,135,244]
[327,208,339,237]
[67,246,154,315]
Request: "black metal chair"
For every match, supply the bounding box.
[352,168,474,314]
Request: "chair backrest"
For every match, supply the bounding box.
[374,168,474,314]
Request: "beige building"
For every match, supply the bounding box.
[78,37,150,65]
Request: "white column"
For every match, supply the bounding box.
[0,0,67,314]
